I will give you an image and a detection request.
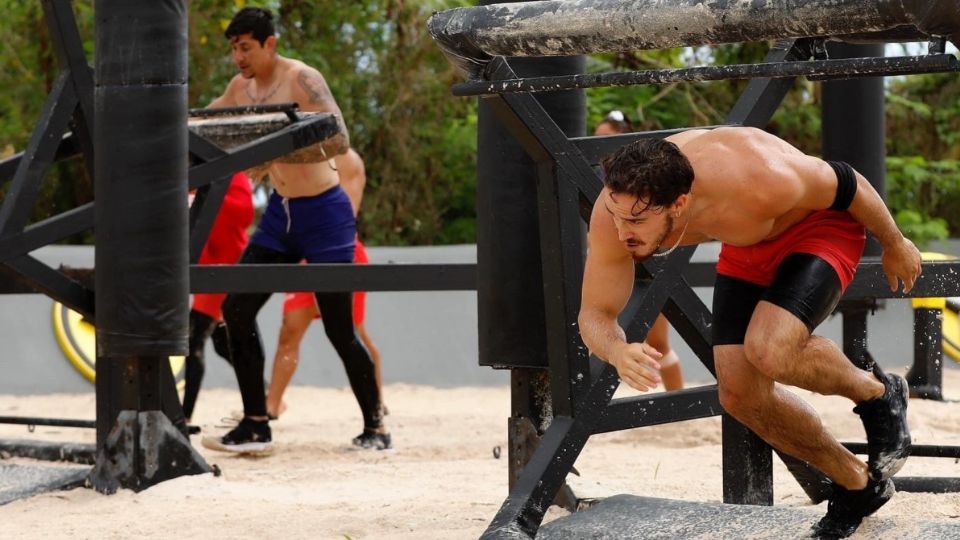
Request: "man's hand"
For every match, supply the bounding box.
[610,342,663,392]
[881,236,922,293]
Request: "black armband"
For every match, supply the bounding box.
[826,160,857,211]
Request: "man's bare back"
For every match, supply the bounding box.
[591,127,843,263]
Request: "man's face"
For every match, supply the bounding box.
[229,33,274,78]
[605,192,673,261]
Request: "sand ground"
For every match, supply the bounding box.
[1,369,959,539]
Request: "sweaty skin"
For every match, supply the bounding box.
[579,127,922,391]
[208,33,349,198]
[578,126,922,491]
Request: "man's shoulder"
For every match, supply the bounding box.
[282,58,323,81]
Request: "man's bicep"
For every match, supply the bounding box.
[294,70,341,114]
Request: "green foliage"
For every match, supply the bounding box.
[885,156,960,247]
[2,2,959,247]
[2,0,476,246]
[191,0,478,245]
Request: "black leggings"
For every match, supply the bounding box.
[221,243,384,429]
[181,309,225,420]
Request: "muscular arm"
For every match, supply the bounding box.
[773,152,922,292]
[293,68,350,157]
[579,199,663,391]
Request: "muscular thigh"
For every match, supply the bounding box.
[744,253,843,360]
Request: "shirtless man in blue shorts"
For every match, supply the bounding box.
[200,7,388,454]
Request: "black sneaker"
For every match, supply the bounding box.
[201,418,274,455]
[810,477,894,539]
[853,365,911,481]
[352,430,392,450]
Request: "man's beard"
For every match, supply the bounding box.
[631,214,673,262]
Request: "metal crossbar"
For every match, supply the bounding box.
[453,54,960,96]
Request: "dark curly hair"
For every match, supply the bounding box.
[225,7,275,45]
[599,138,694,213]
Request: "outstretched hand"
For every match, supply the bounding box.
[881,237,922,294]
[610,342,663,392]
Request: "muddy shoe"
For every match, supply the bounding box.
[810,477,894,539]
[352,430,392,450]
[853,364,911,481]
[201,418,274,455]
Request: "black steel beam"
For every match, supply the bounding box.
[592,385,721,434]
[661,283,716,375]
[188,175,232,263]
[43,0,95,179]
[481,415,588,538]
[846,260,960,299]
[844,443,960,459]
[0,73,77,236]
[190,263,477,292]
[0,133,80,186]
[0,203,93,265]
[0,416,95,429]
[453,54,960,97]
[893,477,960,494]
[1,255,94,318]
[726,39,805,128]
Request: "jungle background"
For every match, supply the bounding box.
[1,0,957,247]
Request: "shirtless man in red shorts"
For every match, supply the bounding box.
[595,111,683,391]
[578,127,922,538]
[264,148,386,422]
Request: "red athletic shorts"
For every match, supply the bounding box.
[282,238,368,325]
[716,210,866,289]
[192,173,254,321]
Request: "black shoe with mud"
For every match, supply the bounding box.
[352,430,392,450]
[853,364,911,481]
[810,477,894,539]
[201,417,274,455]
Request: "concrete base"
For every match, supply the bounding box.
[0,463,89,506]
[537,494,960,539]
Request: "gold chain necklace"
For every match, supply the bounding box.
[651,218,690,258]
[246,80,280,104]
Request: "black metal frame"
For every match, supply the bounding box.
[0,1,476,460]
[458,38,960,538]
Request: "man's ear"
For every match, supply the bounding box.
[265,35,277,52]
[672,193,689,215]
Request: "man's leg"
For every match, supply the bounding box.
[646,314,683,391]
[266,305,316,419]
[717,339,871,490]
[356,322,388,415]
[745,253,909,482]
[315,291,389,449]
[182,309,218,422]
[202,244,294,453]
